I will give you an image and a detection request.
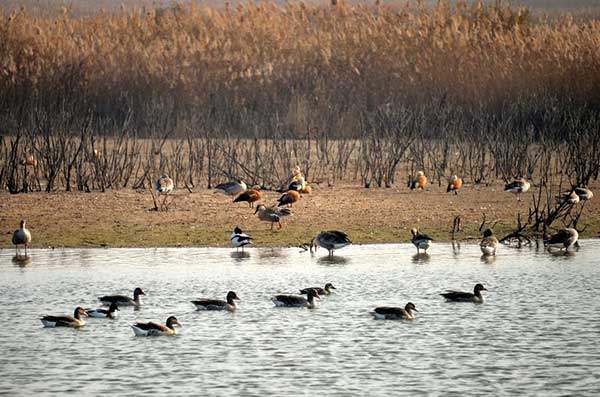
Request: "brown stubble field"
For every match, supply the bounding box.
[2,181,599,248]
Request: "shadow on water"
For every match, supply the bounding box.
[12,255,32,267]
[452,240,461,256]
[412,252,430,264]
[547,249,577,258]
[316,255,349,266]
[258,248,287,260]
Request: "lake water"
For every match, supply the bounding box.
[1,242,599,396]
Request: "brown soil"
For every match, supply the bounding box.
[1,182,599,248]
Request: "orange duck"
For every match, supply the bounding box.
[234,188,263,208]
[410,171,428,190]
[278,190,301,207]
[446,175,463,194]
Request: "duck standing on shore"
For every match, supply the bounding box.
[231,227,252,251]
[215,179,247,196]
[504,178,530,202]
[278,190,301,207]
[574,186,593,201]
[447,175,463,194]
[255,205,292,230]
[311,231,351,256]
[12,220,32,257]
[410,171,428,190]
[156,174,174,210]
[234,187,264,208]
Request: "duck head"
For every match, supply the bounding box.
[75,307,89,318]
[227,291,241,302]
[234,226,243,235]
[410,228,418,237]
[166,316,182,329]
[474,284,488,294]
[482,229,493,238]
[325,283,336,291]
[20,220,26,228]
[405,302,418,313]
[133,287,145,298]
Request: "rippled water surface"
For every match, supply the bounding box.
[1,242,600,396]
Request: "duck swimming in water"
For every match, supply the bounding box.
[441,284,488,303]
[131,316,181,336]
[99,287,145,307]
[41,307,88,328]
[191,291,240,312]
[370,302,418,320]
[480,229,499,256]
[85,303,120,318]
[545,228,579,251]
[299,283,336,296]
[272,289,320,308]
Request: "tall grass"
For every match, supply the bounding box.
[0,1,599,137]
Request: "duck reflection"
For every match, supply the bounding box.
[12,255,32,267]
[451,240,461,256]
[480,254,496,264]
[230,250,251,262]
[412,252,430,264]
[258,248,286,260]
[317,255,349,266]
[548,249,577,258]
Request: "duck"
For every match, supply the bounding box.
[41,307,88,328]
[311,231,351,256]
[370,302,418,320]
[234,188,264,208]
[255,205,292,230]
[299,283,336,296]
[410,171,428,190]
[191,291,240,311]
[288,177,306,192]
[504,178,530,202]
[446,175,463,194]
[99,287,145,307]
[131,316,181,336]
[410,228,433,254]
[156,174,174,210]
[545,228,579,251]
[272,289,320,308]
[479,229,499,256]
[574,186,593,201]
[85,303,120,318]
[277,190,301,207]
[231,227,252,251]
[215,179,247,196]
[12,220,32,257]
[556,190,580,205]
[301,183,312,194]
[441,283,488,303]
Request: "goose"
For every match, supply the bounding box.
[370,302,418,320]
[410,228,433,254]
[311,231,351,256]
[410,171,428,190]
[299,283,336,296]
[12,220,32,257]
[234,188,264,208]
[85,303,120,318]
[504,178,530,201]
[156,174,174,210]
[255,205,292,230]
[441,283,487,303]
[278,190,301,207]
[131,316,181,336]
[545,228,579,251]
[446,175,463,194]
[272,289,320,308]
[480,229,499,256]
[231,227,252,251]
[574,186,593,201]
[41,307,88,328]
[99,287,145,307]
[191,291,240,311]
[556,191,580,205]
[215,179,247,196]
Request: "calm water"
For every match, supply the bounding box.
[1,242,599,396]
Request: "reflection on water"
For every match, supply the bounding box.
[480,254,497,264]
[12,255,32,267]
[1,241,600,396]
[412,252,431,264]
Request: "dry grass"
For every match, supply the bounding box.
[2,181,599,248]
[1,1,599,134]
